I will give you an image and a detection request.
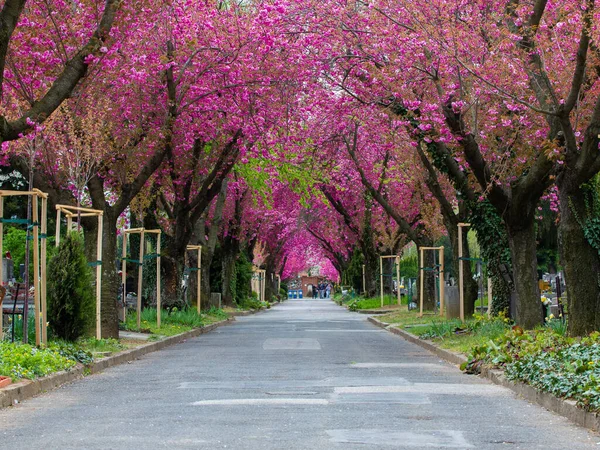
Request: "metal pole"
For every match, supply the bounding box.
[96,214,103,339]
[487,277,493,318]
[396,256,400,306]
[121,232,127,321]
[362,264,366,296]
[197,247,201,314]
[419,248,424,316]
[137,230,145,330]
[458,225,464,322]
[439,247,445,317]
[380,256,384,308]
[157,233,161,328]
[32,194,40,346]
[41,197,47,345]
[55,208,61,246]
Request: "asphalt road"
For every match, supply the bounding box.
[0,298,598,449]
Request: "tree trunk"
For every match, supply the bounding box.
[361,242,379,297]
[419,249,436,311]
[360,204,379,297]
[221,236,240,307]
[382,257,394,295]
[506,221,543,328]
[445,218,478,317]
[263,256,277,303]
[83,213,120,338]
[559,183,600,335]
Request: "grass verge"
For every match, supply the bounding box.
[121,306,228,336]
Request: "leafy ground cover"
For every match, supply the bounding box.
[378,308,600,412]
[464,326,600,411]
[0,340,86,381]
[1,306,230,383]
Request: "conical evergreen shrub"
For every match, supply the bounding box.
[47,232,95,341]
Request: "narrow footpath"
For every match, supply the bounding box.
[0,298,597,449]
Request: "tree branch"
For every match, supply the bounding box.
[0,0,26,97]
[1,0,121,141]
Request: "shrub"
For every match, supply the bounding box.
[47,232,95,341]
[238,297,263,310]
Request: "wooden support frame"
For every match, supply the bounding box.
[252,267,267,301]
[55,204,103,340]
[0,189,48,345]
[458,223,492,319]
[121,228,162,329]
[379,255,400,308]
[187,245,202,313]
[418,246,445,317]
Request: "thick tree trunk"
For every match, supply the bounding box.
[507,221,543,328]
[361,242,379,297]
[83,213,119,338]
[559,184,600,335]
[200,248,211,309]
[382,257,394,295]
[161,253,184,307]
[263,256,277,303]
[419,249,436,311]
[221,236,240,307]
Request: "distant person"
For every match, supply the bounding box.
[326,283,331,298]
[312,285,318,299]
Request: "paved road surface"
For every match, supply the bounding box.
[0,298,598,449]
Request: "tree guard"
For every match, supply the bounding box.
[379,255,400,308]
[55,204,103,340]
[121,228,162,329]
[0,189,48,345]
[419,246,445,317]
[187,245,202,313]
[458,223,492,320]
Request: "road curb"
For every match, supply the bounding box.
[357,307,404,315]
[227,301,282,317]
[367,316,600,432]
[0,317,234,409]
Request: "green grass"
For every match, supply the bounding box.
[409,317,510,353]
[0,307,229,382]
[122,307,228,336]
[378,308,443,327]
[77,338,127,354]
[352,295,402,310]
[345,295,404,311]
[378,308,511,354]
